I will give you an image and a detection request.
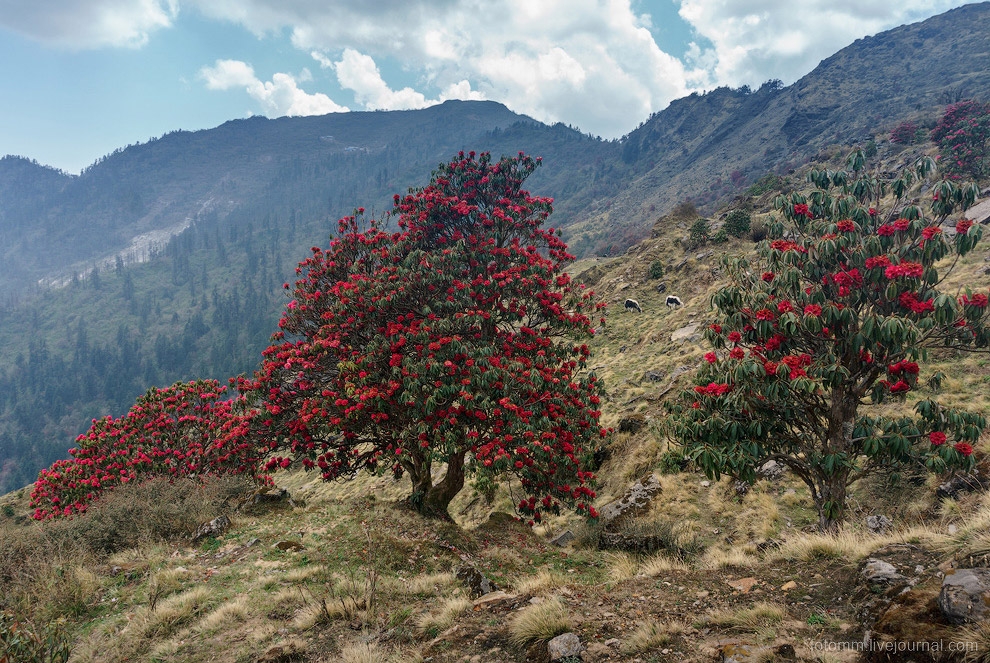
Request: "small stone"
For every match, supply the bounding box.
[548,632,583,661]
[273,540,305,551]
[866,514,892,534]
[456,565,497,598]
[192,515,231,542]
[550,530,575,547]
[603,638,621,649]
[727,577,758,593]
[780,580,797,591]
[700,480,711,488]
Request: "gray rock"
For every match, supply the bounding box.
[670,323,701,343]
[866,514,892,534]
[733,480,749,496]
[192,514,231,542]
[936,472,988,499]
[548,632,583,661]
[549,530,575,547]
[656,282,667,294]
[861,558,905,585]
[938,568,990,624]
[757,460,785,481]
[598,474,662,528]
[644,370,665,382]
[456,564,497,598]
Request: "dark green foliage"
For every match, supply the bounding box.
[0,611,70,663]
[750,221,768,242]
[744,173,785,197]
[648,260,664,279]
[688,218,711,247]
[724,210,752,238]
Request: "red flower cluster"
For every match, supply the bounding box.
[803,304,822,317]
[955,442,974,457]
[898,291,934,314]
[793,203,813,218]
[770,239,808,254]
[694,382,733,396]
[30,380,265,520]
[864,255,891,270]
[885,261,924,279]
[888,360,920,376]
[929,431,947,446]
[956,219,975,234]
[960,293,989,308]
[836,220,856,232]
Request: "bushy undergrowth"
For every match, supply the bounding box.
[0,476,253,624]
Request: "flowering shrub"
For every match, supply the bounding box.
[669,149,988,531]
[236,152,607,521]
[931,100,990,179]
[30,380,264,520]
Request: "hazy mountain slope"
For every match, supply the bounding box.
[568,1,990,255]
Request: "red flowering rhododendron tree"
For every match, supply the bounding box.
[30,379,265,519]
[237,152,606,521]
[670,150,989,532]
[930,100,990,180]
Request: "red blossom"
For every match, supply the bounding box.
[956,219,974,234]
[929,431,947,446]
[954,442,974,457]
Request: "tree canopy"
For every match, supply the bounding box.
[239,152,607,520]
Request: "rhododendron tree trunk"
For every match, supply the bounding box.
[237,152,607,521]
[670,150,989,532]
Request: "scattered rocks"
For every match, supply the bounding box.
[192,515,231,542]
[549,530,575,547]
[471,591,515,609]
[598,474,662,528]
[547,632,583,661]
[273,540,305,552]
[866,514,892,534]
[861,558,905,585]
[938,568,990,624]
[456,564,497,598]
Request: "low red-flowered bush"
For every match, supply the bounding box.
[31,379,264,520]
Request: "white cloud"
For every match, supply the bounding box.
[332,49,431,110]
[199,59,348,116]
[677,0,969,87]
[0,0,177,48]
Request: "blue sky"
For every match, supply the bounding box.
[0,0,972,174]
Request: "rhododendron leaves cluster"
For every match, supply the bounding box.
[31,379,265,519]
[670,150,988,532]
[238,152,606,521]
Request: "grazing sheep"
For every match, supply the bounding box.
[624,298,642,313]
[665,295,683,308]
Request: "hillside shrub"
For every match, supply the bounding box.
[744,173,785,197]
[724,210,752,238]
[648,260,664,280]
[0,612,70,663]
[931,99,990,179]
[890,120,919,144]
[669,149,988,531]
[30,379,264,520]
[238,152,607,521]
[687,218,711,248]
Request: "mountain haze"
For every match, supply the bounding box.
[1,3,989,493]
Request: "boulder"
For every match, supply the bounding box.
[598,474,662,528]
[192,515,231,542]
[549,530,575,547]
[861,558,905,585]
[757,460,785,481]
[938,568,990,624]
[547,632,583,661]
[456,564,497,598]
[936,472,988,499]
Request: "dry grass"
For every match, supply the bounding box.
[622,619,687,654]
[414,596,472,638]
[605,552,640,585]
[771,526,936,563]
[701,601,786,632]
[508,596,571,647]
[697,546,759,570]
[195,595,251,634]
[135,586,213,638]
[382,572,457,597]
[639,552,690,575]
[514,569,568,595]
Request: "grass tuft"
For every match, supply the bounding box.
[508,596,571,647]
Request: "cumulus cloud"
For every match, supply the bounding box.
[678,0,969,87]
[5,0,972,136]
[0,0,177,48]
[200,59,348,116]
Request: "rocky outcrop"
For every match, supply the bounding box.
[937,568,990,624]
